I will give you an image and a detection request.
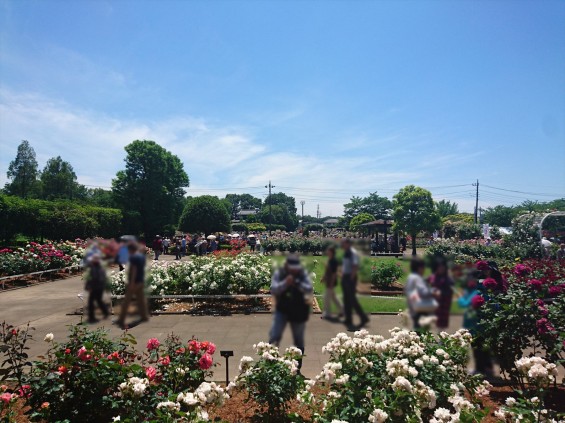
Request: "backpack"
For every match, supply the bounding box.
[275,268,311,323]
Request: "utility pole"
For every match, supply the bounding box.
[473,179,479,223]
[265,181,275,234]
[317,204,320,219]
[300,200,305,228]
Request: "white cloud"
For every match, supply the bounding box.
[0,88,484,215]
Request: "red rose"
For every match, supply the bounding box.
[471,295,485,309]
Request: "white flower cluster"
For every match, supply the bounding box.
[118,377,149,398]
[312,328,484,421]
[174,381,228,421]
[515,356,558,386]
[109,254,272,296]
[494,396,557,423]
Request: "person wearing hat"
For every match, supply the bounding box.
[84,253,110,323]
[269,255,313,369]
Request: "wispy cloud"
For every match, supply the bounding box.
[0,88,483,214]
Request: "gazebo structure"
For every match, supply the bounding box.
[359,219,397,253]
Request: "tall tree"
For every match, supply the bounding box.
[435,200,459,218]
[343,192,392,225]
[40,156,80,200]
[224,193,262,218]
[267,192,297,214]
[6,140,39,198]
[482,205,518,227]
[179,195,230,236]
[112,140,189,238]
[392,185,441,256]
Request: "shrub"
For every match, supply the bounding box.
[21,325,217,422]
[370,259,404,289]
[110,254,271,296]
[475,259,565,377]
[302,328,489,422]
[230,343,304,421]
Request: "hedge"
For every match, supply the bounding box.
[0,194,122,242]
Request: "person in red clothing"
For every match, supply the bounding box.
[152,235,163,261]
[429,256,454,330]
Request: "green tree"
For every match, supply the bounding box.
[435,200,459,218]
[349,212,375,232]
[259,204,298,231]
[343,192,391,226]
[224,193,262,218]
[482,205,518,227]
[267,192,298,214]
[392,185,441,256]
[5,140,39,198]
[40,156,81,200]
[112,140,189,238]
[178,195,231,236]
[86,188,115,208]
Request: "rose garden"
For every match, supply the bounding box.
[1,210,564,422]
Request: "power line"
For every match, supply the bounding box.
[482,184,562,198]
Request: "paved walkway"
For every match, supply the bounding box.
[0,273,463,380]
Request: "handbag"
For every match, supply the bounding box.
[409,289,438,313]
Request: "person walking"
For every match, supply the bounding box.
[174,238,182,260]
[181,236,187,257]
[321,245,344,320]
[116,241,149,329]
[84,253,110,323]
[163,237,170,255]
[429,257,454,330]
[341,238,369,331]
[152,236,163,260]
[116,238,129,271]
[269,255,313,370]
[405,257,436,330]
[248,235,257,252]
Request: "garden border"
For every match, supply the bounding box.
[0,264,83,290]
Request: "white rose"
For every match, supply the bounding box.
[44,333,54,342]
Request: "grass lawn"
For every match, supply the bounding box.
[270,255,411,313]
[269,254,464,314]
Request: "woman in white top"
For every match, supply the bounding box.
[405,257,434,329]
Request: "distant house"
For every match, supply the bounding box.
[323,218,339,228]
[232,209,258,223]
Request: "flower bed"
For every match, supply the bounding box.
[3,324,562,422]
[0,241,84,277]
[474,259,565,378]
[109,253,272,296]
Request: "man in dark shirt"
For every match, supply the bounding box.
[85,253,109,323]
[116,241,148,329]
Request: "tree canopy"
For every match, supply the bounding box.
[112,140,189,238]
[5,140,39,198]
[392,185,441,255]
[178,195,231,235]
[40,156,81,200]
[343,192,391,226]
[349,212,375,232]
[435,200,459,218]
[224,193,262,218]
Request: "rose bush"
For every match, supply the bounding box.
[229,343,304,421]
[109,253,272,296]
[19,325,217,422]
[475,259,565,377]
[301,328,490,423]
[370,260,405,289]
[0,241,84,276]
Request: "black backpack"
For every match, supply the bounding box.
[275,268,311,323]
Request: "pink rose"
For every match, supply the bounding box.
[188,340,201,352]
[147,338,160,351]
[145,366,157,381]
[159,355,171,366]
[482,278,498,291]
[471,295,485,309]
[1,392,12,404]
[476,261,489,271]
[548,286,562,297]
[198,353,213,370]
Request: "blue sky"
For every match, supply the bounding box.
[1,0,564,215]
